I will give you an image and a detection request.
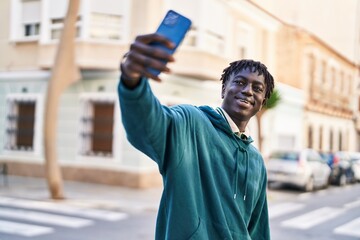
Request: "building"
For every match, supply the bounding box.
[0,0,285,188]
[250,0,360,151]
[275,25,359,152]
[1,0,359,188]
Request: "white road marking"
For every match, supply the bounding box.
[0,220,53,237]
[281,207,345,229]
[269,202,305,219]
[0,197,127,221]
[298,192,312,200]
[0,207,93,228]
[344,198,360,209]
[334,217,360,238]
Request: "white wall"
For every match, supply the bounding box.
[250,0,360,64]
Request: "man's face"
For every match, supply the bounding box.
[221,68,267,125]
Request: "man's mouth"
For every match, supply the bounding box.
[237,98,254,106]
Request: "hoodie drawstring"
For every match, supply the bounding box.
[215,107,249,201]
[233,142,249,201]
[233,148,240,199]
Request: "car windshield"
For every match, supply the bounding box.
[270,151,299,161]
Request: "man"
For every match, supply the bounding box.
[118,33,274,239]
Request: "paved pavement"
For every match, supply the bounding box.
[0,175,163,213]
[0,175,290,212]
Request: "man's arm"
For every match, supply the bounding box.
[118,34,185,173]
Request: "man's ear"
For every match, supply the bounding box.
[221,84,225,99]
[261,99,267,107]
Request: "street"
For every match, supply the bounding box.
[269,183,360,240]
[0,179,359,240]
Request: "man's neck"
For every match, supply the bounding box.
[216,107,247,135]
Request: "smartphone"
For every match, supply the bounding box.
[147,10,192,76]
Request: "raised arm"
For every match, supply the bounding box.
[120,33,175,88]
[118,34,188,173]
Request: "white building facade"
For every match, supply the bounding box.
[1,0,346,187]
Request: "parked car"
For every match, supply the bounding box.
[267,149,331,192]
[349,152,360,182]
[320,151,356,186]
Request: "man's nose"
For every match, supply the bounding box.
[242,84,253,95]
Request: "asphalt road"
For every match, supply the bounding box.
[0,183,359,240]
[269,183,360,240]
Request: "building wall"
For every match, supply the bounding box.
[0,0,284,188]
[2,0,358,187]
[250,0,360,64]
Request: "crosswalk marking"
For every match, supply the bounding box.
[344,198,360,209]
[0,208,93,228]
[281,207,345,229]
[0,197,127,221]
[334,217,360,238]
[269,202,304,219]
[0,220,53,237]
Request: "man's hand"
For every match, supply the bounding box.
[120,33,175,88]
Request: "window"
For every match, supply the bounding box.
[238,47,247,59]
[340,71,345,93]
[80,100,115,157]
[24,23,40,37]
[237,24,253,59]
[319,126,323,151]
[321,61,327,83]
[339,131,343,151]
[307,126,313,148]
[330,67,336,88]
[307,54,315,86]
[89,13,122,40]
[204,30,224,54]
[182,27,197,47]
[348,75,353,95]
[5,100,36,151]
[21,0,41,38]
[329,129,333,151]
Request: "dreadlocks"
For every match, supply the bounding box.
[220,59,274,100]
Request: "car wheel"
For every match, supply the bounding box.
[338,174,346,186]
[304,177,314,192]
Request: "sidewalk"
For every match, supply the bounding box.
[0,175,163,213]
[0,175,293,213]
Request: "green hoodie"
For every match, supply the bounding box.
[118,78,270,240]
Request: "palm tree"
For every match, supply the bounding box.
[44,0,81,199]
[256,89,281,153]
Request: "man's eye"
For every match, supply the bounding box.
[235,80,244,85]
[254,86,264,93]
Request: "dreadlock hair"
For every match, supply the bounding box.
[220,59,274,101]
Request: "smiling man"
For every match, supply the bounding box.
[118,33,274,240]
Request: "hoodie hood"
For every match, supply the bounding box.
[199,106,253,144]
[199,105,253,200]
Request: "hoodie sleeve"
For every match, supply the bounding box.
[118,77,186,174]
[247,169,270,240]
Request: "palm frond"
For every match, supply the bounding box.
[264,89,281,110]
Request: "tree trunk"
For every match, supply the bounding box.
[256,109,265,154]
[44,0,81,200]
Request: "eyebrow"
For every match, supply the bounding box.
[233,74,265,87]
